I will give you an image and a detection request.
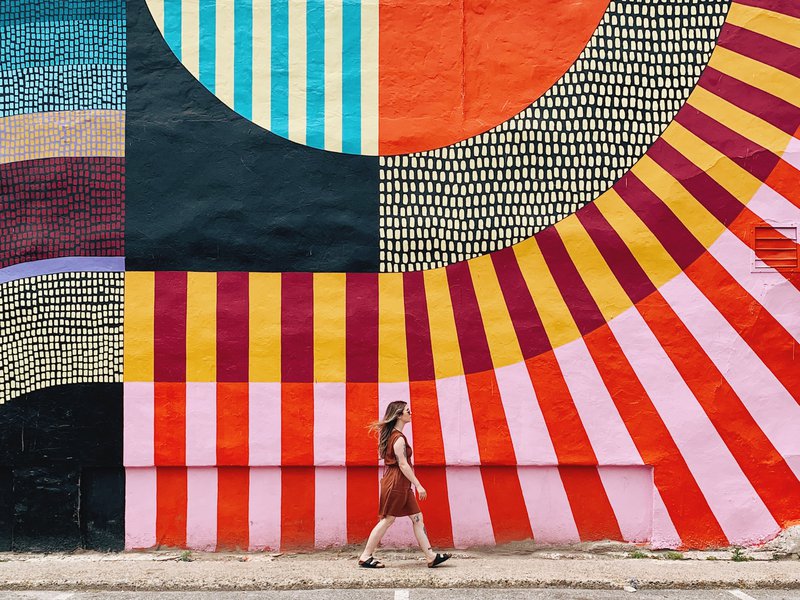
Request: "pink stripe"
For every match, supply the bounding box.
[123,382,154,467]
[597,466,653,543]
[661,273,800,478]
[781,136,800,172]
[379,382,413,454]
[517,466,580,544]
[494,362,557,465]
[314,383,346,466]
[651,488,682,549]
[185,383,217,466]
[709,229,800,344]
[436,376,481,465]
[186,467,218,550]
[314,467,347,548]
[609,307,780,544]
[555,339,643,465]
[249,467,281,550]
[445,466,494,548]
[249,383,281,466]
[748,180,800,225]
[124,467,157,549]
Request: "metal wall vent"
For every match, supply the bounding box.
[753,225,798,271]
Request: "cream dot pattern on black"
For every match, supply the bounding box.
[0,272,123,404]
[379,0,730,272]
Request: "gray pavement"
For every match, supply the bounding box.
[0,548,799,593]
[0,591,799,600]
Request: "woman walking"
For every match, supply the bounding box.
[357,400,452,569]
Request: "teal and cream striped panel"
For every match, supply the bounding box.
[146,0,378,154]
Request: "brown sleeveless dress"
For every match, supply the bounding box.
[378,430,421,518]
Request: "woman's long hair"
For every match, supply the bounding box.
[368,401,407,459]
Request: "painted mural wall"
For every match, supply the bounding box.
[0,0,798,551]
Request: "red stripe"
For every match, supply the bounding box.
[733,0,800,19]
[346,467,378,543]
[525,352,597,464]
[480,466,532,543]
[408,380,446,465]
[491,246,552,358]
[346,273,378,382]
[217,467,250,549]
[154,271,187,382]
[281,382,314,465]
[217,382,249,466]
[559,467,622,541]
[576,202,657,304]
[615,171,706,269]
[154,382,186,465]
[403,271,435,381]
[583,325,728,547]
[686,253,800,404]
[464,370,516,464]
[699,67,800,136]
[718,24,800,80]
[765,159,800,210]
[647,139,744,227]
[535,227,607,335]
[414,466,453,547]
[217,272,249,382]
[446,261,494,373]
[156,467,187,547]
[639,292,800,526]
[281,467,315,549]
[675,106,779,183]
[346,382,378,465]
[281,273,314,382]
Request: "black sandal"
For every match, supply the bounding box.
[427,552,451,568]
[358,556,385,568]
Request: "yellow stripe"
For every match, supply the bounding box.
[186,272,216,381]
[378,273,408,382]
[147,0,165,34]
[360,0,379,155]
[216,0,235,108]
[423,268,463,379]
[313,273,346,382]
[182,0,200,77]
[252,0,271,129]
[709,46,800,108]
[288,0,307,144]
[124,272,154,382]
[726,2,800,49]
[632,156,725,249]
[594,189,680,289]
[512,237,578,348]
[660,122,762,205]
[687,86,792,158]
[554,215,632,323]
[468,254,522,366]
[324,0,343,152]
[250,272,281,382]
[0,110,125,165]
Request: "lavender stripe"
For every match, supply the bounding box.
[0,256,125,284]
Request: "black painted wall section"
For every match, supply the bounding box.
[125,0,380,272]
[0,384,124,551]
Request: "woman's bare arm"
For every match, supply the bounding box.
[394,437,428,500]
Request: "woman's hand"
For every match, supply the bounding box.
[416,485,427,500]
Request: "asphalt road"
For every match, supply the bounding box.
[1,590,799,600]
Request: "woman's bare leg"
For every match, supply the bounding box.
[409,513,436,562]
[359,516,396,561]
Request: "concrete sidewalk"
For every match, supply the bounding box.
[1,545,799,592]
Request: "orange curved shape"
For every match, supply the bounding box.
[378,0,610,155]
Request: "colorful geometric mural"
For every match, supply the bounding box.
[1,0,799,553]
